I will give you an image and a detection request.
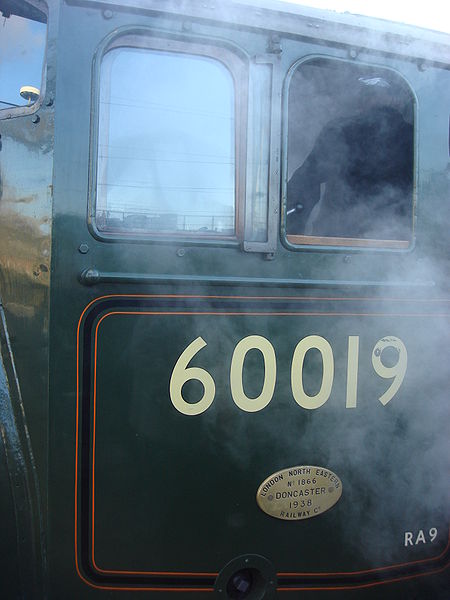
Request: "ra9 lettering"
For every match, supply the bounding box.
[169,335,407,416]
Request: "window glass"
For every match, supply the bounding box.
[96,47,236,237]
[0,2,47,110]
[285,58,414,248]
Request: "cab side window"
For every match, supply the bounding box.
[285,58,415,248]
[95,41,240,239]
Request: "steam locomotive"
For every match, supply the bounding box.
[0,0,449,598]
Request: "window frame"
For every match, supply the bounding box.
[281,54,417,253]
[88,27,248,246]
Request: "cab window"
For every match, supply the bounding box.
[95,40,240,239]
[285,58,415,249]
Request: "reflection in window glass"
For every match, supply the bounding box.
[96,48,236,237]
[286,59,414,248]
[0,6,47,109]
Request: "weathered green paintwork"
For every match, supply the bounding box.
[0,1,449,598]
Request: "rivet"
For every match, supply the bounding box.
[79,243,89,254]
[31,115,40,124]
[103,9,113,19]
[176,248,186,257]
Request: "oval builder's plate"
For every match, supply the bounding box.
[256,466,343,520]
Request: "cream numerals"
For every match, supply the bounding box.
[169,335,407,416]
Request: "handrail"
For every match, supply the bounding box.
[79,268,435,289]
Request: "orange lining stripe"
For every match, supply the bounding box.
[277,561,450,591]
[279,530,450,577]
[91,311,217,576]
[75,294,450,589]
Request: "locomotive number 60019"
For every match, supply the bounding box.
[170,335,407,415]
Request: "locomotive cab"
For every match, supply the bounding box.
[0,0,449,598]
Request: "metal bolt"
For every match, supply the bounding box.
[343,255,351,263]
[176,248,186,257]
[31,115,40,124]
[78,243,89,254]
[268,34,282,54]
[103,9,113,19]
[81,268,100,285]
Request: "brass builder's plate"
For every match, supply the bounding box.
[256,466,343,520]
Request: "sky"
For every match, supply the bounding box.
[279,0,450,34]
